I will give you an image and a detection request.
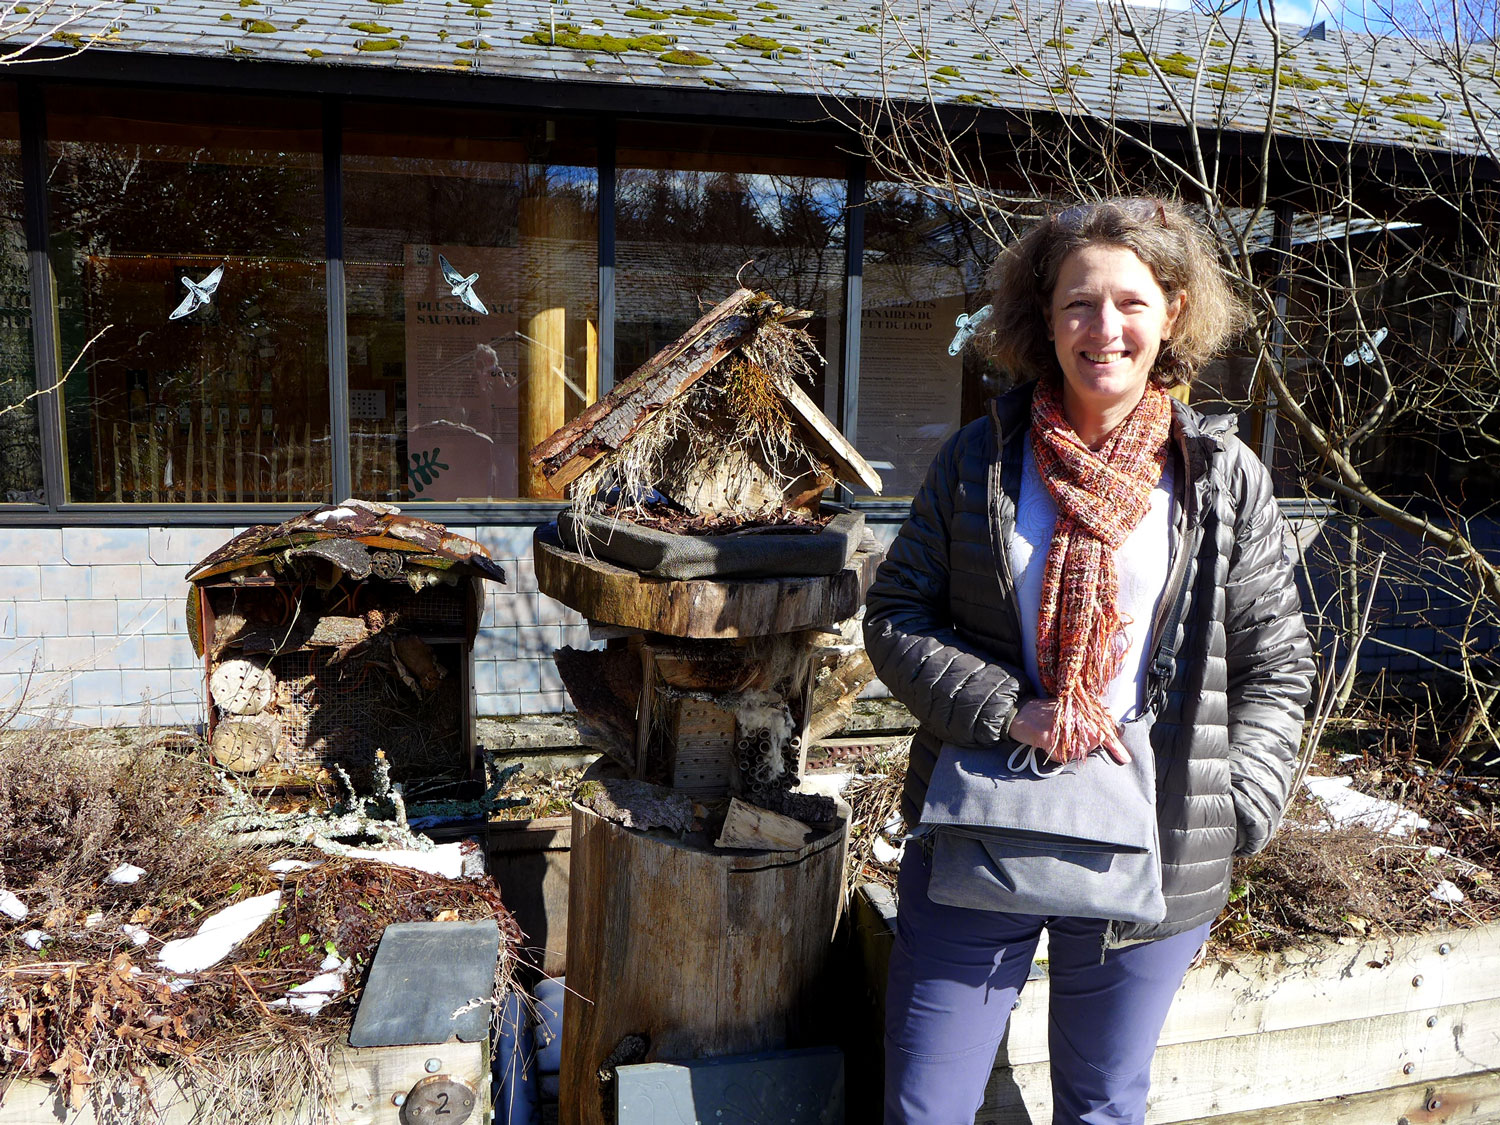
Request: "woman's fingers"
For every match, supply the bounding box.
[1100,723,1132,765]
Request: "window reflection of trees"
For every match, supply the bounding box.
[615,169,845,383]
[48,130,324,503]
[0,137,37,503]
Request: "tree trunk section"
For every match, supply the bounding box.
[559,800,848,1125]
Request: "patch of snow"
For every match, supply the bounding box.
[1336,753,1361,763]
[797,772,853,798]
[107,863,146,885]
[341,843,465,880]
[1426,846,1450,860]
[156,891,281,974]
[21,930,48,950]
[1303,774,1430,837]
[121,924,151,948]
[269,954,349,1016]
[84,912,104,929]
[312,507,357,523]
[871,837,903,865]
[1431,880,1466,904]
[0,889,27,921]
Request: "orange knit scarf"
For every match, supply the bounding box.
[1030,376,1173,761]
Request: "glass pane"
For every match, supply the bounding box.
[858,182,999,498]
[617,123,846,421]
[344,105,598,502]
[48,88,326,504]
[0,85,40,504]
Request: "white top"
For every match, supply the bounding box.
[1010,434,1176,722]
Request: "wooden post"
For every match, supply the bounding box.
[559,800,847,1125]
[518,194,568,500]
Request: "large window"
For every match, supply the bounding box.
[616,123,846,420]
[344,105,598,503]
[48,88,327,504]
[857,182,999,497]
[0,84,38,504]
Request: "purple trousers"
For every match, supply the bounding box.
[885,843,1210,1125]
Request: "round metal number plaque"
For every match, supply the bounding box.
[398,1075,476,1124]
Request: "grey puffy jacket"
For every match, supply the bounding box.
[863,381,1315,944]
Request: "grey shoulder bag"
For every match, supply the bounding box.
[919,713,1165,924]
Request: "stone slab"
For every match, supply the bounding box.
[348,920,499,1048]
[616,1047,845,1125]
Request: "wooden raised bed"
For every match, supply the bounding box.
[0,1040,489,1125]
[854,884,1500,1123]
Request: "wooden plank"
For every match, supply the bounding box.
[0,1041,489,1125]
[532,524,880,639]
[774,372,883,495]
[1176,1069,1500,1124]
[979,995,1500,1124]
[1000,925,1500,1067]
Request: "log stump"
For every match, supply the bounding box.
[559,797,849,1125]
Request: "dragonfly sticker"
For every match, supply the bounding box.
[1342,326,1388,367]
[439,254,489,315]
[948,304,994,356]
[169,265,224,320]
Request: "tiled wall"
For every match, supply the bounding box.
[0,523,594,728]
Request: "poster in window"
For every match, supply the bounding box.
[857,295,964,496]
[402,244,520,500]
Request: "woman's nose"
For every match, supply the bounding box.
[1089,302,1123,338]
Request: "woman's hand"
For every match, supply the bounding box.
[1008,698,1131,765]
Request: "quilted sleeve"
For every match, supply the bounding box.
[1221,437,1316,856]
[862,429,1033,749]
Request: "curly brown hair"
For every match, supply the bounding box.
[985,197,1250,388]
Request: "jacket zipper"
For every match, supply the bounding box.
[987,397,1026,633]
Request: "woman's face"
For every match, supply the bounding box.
[1045,243,1183,422]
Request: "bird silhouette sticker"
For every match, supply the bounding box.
[1342,326,1388,367]
[439,254,489,316]
[948,304,993,356]
[169,265,224,321]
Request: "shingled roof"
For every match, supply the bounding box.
[15,0,1497,155]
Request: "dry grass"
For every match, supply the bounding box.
[0,722,519,1121]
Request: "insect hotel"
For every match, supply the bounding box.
[527,288,884,1124]
[186,499,507,786]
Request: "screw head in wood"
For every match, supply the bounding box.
[1438,942,1451,954]
[1412,974,1424,987]
[1428,1098,1443,1111]
[1403,1062,1415,1074]
[425,1058,442,1073]
[1428,1015,1439,1027]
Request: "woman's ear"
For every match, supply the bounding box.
[1162,291,1186,340]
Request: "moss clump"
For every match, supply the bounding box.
[453,56,474,66]
[1155,51,1197,78]
[660,48,712,64]
[1342,99,1376,117]
[1210,37,1227,47]
[625,6,669,17]
[305,47,323,56]
[13,5,28,12]
[1065,63,1090,76]
[730,32,780,49]
[955,92,986,103]
[1043,36,1068,47]
[219,12,233,19]
[907,47,930,60]
[855,23,875,32]
[525,27,672,51]
[349,20,391,32]
[935,64,960,76]
[356,36,400,48]
[1279,70,1325,89]
[1209,78,1243,92]
[1380,90,1434,105]
[437,27,449,39]
[755,0,777,6]
[673,6,736,19]
[972,51,991,60]
[456,37,491,48]
[241,18,275,30]
[1315,62,1342,72]
[1003,64,1032,77]
[1116,61,1148,77]
[1394,111,1443,130]
[1120,49,1147,63]
[591,17,604,24]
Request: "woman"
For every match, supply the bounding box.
[863,197,1314,1125]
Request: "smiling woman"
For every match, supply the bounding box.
[863,196,1312,1125]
